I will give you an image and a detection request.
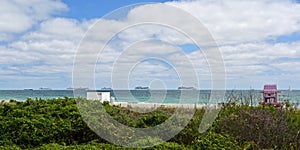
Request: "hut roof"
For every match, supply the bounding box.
[262,84,280,93]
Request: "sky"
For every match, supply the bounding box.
[0,0,300,90]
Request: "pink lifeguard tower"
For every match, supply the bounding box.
[260,84,281,107]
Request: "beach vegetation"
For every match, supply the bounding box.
[0,97,299,149]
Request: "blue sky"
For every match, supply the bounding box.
[61,0,169,20]
[0,0,300,90]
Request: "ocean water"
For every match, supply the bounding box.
[0,90,74,101]
[0,90,299,105]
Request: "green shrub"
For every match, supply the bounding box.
[215,103,299,149]
[0,97,299,149]
[0,145,22,150]
[191,131,246,149]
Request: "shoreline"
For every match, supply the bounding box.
[1,98,300,110]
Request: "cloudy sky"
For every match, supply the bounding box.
[0,0,300,90]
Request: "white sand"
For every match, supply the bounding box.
[112,102,220,109]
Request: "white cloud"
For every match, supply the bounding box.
[0,0,68,41]
[23,18,91,41]
[75,1,300,89]
[117,24,192,45]
[167,0,300,44]
[8,18,94,64]
[0,17,95,90]
[1,1,300,89]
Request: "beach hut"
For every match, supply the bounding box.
[87,91,111,103]
[260,84,281,107]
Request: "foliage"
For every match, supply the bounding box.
[214,102,300,149]
[0,97,299,149]
[191,131,258,150]
[0,97,101,149]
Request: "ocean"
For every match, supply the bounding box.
[1,90,299,106]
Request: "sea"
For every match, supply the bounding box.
[0,90,299,106]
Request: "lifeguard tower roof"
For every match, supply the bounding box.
[263,84,278,92]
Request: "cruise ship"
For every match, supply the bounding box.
[101,87,112,90]
[66,87,89,90]
[135,86,149,90]
[39,87,52,90]
[178,86,196,90]
[24,89,33,91]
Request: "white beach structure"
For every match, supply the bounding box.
[87,91,112,103]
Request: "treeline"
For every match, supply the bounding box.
[0,97,299,149]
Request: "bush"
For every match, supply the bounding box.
[0,97,299,149]
[215,103,300,149]
[191,131,249,149]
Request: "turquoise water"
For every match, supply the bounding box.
[0,90,299,105]
[0,90,74,101]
